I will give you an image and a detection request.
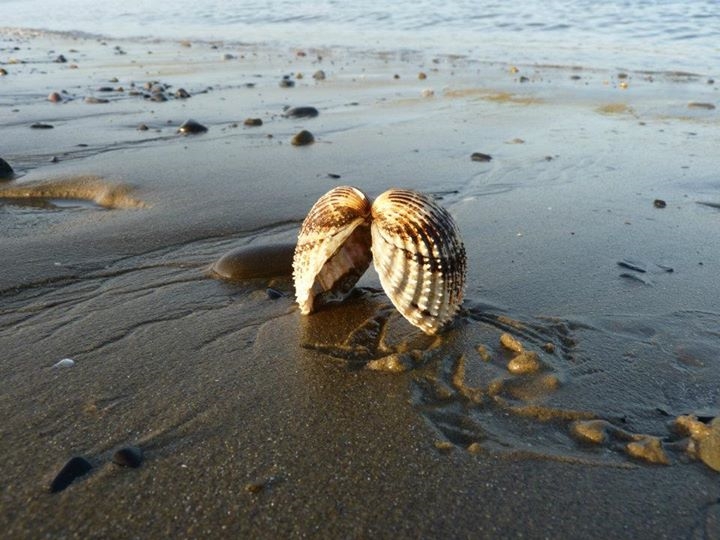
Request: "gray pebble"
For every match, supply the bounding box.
[112,446,143,468]
[49,456,92,493]
[0,157,15,180]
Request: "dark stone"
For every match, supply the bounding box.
[279,78,295,88]
[112,446,143,468]
[291,130,314,146]
[97,86,114,92]
[54,54,67,63]
[266,288,283,299]
[137,123,149,131]
[31,123,54,129]
[49,456,92,493]
[0,157,14,180]
[471,152,492,162]
[0,68,8,76]
[519,76,530,83]
[48,92,62,103]
[244,118,263,126]
[327,173,341,179]
[175,88,191,98]
[312,70,326,80]
[84,96,110,104]
[284,106,319,119]
[653,199,667,208]
[50,156,59,163]
[178,119,208,134]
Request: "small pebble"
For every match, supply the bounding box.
[393,74,400,79]
[687,102,716,110]
[244,118,263,126]
[0,157,15,180]
[112,446,143,468]
[97,86,114,92]
[54,54,67,63]
[223,53,236,61]
[519,76,530,83]
[48,92,62,103]
[53,358,75,368]
[471,152,492,162]
[137,123,149,131]
[0,68,8,76]
[507,351,542,375]
[291,130,314,146]
[266,288,283,299]
[499,333,524,353]
[49,456,92,493]
[312,70,326,80]
[149,93,168,102]
[178,119,208,134]
[279,78,295,88]
[284,106,319,118]
[653,199,667,209]
[327,173,341,179]
[31,123,54,129]
[175,88,191,98]
[418,72,427,80]
[84,96,109,104]
[50,156,59,163]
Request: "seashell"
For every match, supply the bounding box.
[293,186,372,314]
[293,186,466,334]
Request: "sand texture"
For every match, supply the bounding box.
[1,30,720,538]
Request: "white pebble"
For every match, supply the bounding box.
[53,358,75,368]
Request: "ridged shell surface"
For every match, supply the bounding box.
[293,186,372,314]
[370,189,466,335]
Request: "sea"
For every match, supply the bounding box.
[1,0,718,73]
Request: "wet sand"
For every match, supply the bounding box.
[1,30,720,538]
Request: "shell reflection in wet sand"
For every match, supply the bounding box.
[293,186,466,335]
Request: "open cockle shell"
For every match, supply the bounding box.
[293,186,466,335]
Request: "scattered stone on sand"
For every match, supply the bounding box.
[49,456,92,493]
[519,76,530,83]
[471,152,492,162]
[434,440,455,453]
[54,54,67,63]
[50,156,59,163]
[421,89,435,98]
[112,446,144,468]
[0,68,8,76]
[137,123,149,131]
[52,358,75,368]
[312,70,326,80]
[97,86,114,92]
[507,351,542,375]
[418,71,427,80]
[85,96,110,104]
[223,53,236,61]
[653,199,667,208]
[149,93,168,102]
[542,342,556,354]
[175,88,191,98]
[211,244,295,280]
[476,344,492,362]
[327,173,341,179]
[31,123,54,129]
[284,106,319,118]
[625,436,670,465]
[688,102,716,110]
[499,333,524,353]
[570,419,612,445]
[674,415,720,472]
[393,74,400,79]
[48,92,62,103]
[178,119,208,135]
[266,288,283,299]
[366,353,412,373]
[0,157,15,181]
[279,76,295,88]
[244,118,263,126]
[291,129,314,146]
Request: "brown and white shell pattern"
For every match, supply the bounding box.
[293,186,466,335]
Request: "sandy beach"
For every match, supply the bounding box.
[2,28,720,538]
